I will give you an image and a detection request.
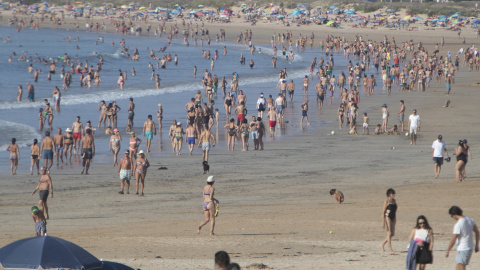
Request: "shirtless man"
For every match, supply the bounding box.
[300,99,310,126]
[157,104,163,129]
[275,94,285,120]
[174,122,185,155]
[127,98,135,128]
[6,138,19,175]
[287,80,295,101]
[234,102,247,126]
[198,126,216,162]
[40,131,54,173]
[81,129,95,174]
[72,116,84,153]
[185,123,197,155]
[31,167,53,219]
[267,107,278,136]
[118,150,132,194]
[249,116,259,150]
[185,98,195,112]
[315,81,325,109]
[398,100,406,132]
[143,115,157,153]
[257,117,265,150]
[53,128,64,165]
[237,90,247,106]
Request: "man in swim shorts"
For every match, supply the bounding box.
[143,114,156,153]
[53,128,64,165]
[446,206,479,270]
[267,107,277,136]
[31,167,53,219]
[81,129,95,174]
[198,126,216,162]
[127,97,135,128]
[432,135,449,179]
[185,123,197,155]
[72,116,84,153]
[40,131,55,173]
[408,109,421,145]
[275,93,285,120]
[118,150,132,194]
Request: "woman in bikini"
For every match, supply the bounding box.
[106,103,113,128]
[109,128,122,167]
[174,122,185,155]
[98,100,107,128]
[135,150,149,196]
[224,118,238,151]
[129,132,142,169]
[453,140,468,182]
[6,138,19,175]
[38,108,45,132]
[198,176,219,236]
[381,188,397,252]
[64,128,74,163]
[30,139,40,175]
[240,119,250,151]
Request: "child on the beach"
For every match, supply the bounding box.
[330,189,344,204]
[374,124,381,135]
[362,112,369,135]
[388,125,398,135]
[31,206,46,236]
[215,108,219,127]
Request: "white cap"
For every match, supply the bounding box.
[207,176,215,183]
[65,128,72,132]
[138,150,144,155]
[177,122,182,125]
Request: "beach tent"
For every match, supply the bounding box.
[386,9,394,13]
[326,20,335,25]
[292,10,302,15]
[0,235,103,270]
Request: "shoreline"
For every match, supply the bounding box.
[1,9,480,270]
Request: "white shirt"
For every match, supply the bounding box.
[409,114,420,128]
[453,216,476,251]
[432,140,446,157]
[257,98,265,108]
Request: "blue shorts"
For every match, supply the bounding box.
[433,157,443,165]
[188,137,195,145]
[302,110,307,117]
[145,130,153,140]
[277,106,283,115]
[251,131,258,140]
[43,149,53,160]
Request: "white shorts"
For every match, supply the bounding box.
[409,126,418,135]
[456,249,473,265]
[202,142,211,151]
[119,169,131,181]
[363,123,368,128]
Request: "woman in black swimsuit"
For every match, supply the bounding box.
[453,140,468,182]
[381,188,397,252]
[224,118,238,151]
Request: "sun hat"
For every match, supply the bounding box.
[177,122,182,125]
[207,176,215,183]
[138,150,144,155]
[65,128,72,132]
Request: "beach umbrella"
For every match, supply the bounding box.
[100,261,134,270]
[456,21,464,25]
[432,18,439,22]
[0,235,103,270]
[386,9,394,13]
[439,15,447,19]
[326,20,335,25]
[329,5,336,9]
[404,15,411,20]
[417,16,423,20]
[474,19,480,23]
[198,5,204,8]
[171,9,179,13]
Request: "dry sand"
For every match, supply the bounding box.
[1,10,480,269]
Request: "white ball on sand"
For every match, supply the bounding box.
[405,132,409,137]
[331,131,335,135]
[329,231,333,234]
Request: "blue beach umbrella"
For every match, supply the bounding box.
[0,235,103,270]
[329,5,337,9]
[386,9,395,13]
[439,15,447,19]
[292,9,302,15]
[101,261,135,270]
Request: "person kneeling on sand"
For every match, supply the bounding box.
[330,189,344,204]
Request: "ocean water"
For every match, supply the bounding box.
[0,25,356,173]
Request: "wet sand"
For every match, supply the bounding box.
[1,10,480,269]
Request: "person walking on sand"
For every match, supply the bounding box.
[300,99,310,126]
[407,215,434,270]
[143,115,156,153]
[72,116,84,153]
[408,109,420,145]
[109,128,122,167]
[135,150,149,196]
[198,176,219,236]
[81,129,95,175]
[118,150,132,194]
[40,131,54,173]
[30,139,40,175]
[31,167,53,219]
[53,128,64,165]
[432,135,449,179]
[398,100,405,133]
[6,138,19,175]
[198,126,216,161]
[446,206,479,270]
[31,206,46,236]
[381,188,397,252]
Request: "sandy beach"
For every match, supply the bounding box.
[1,6,480,269]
